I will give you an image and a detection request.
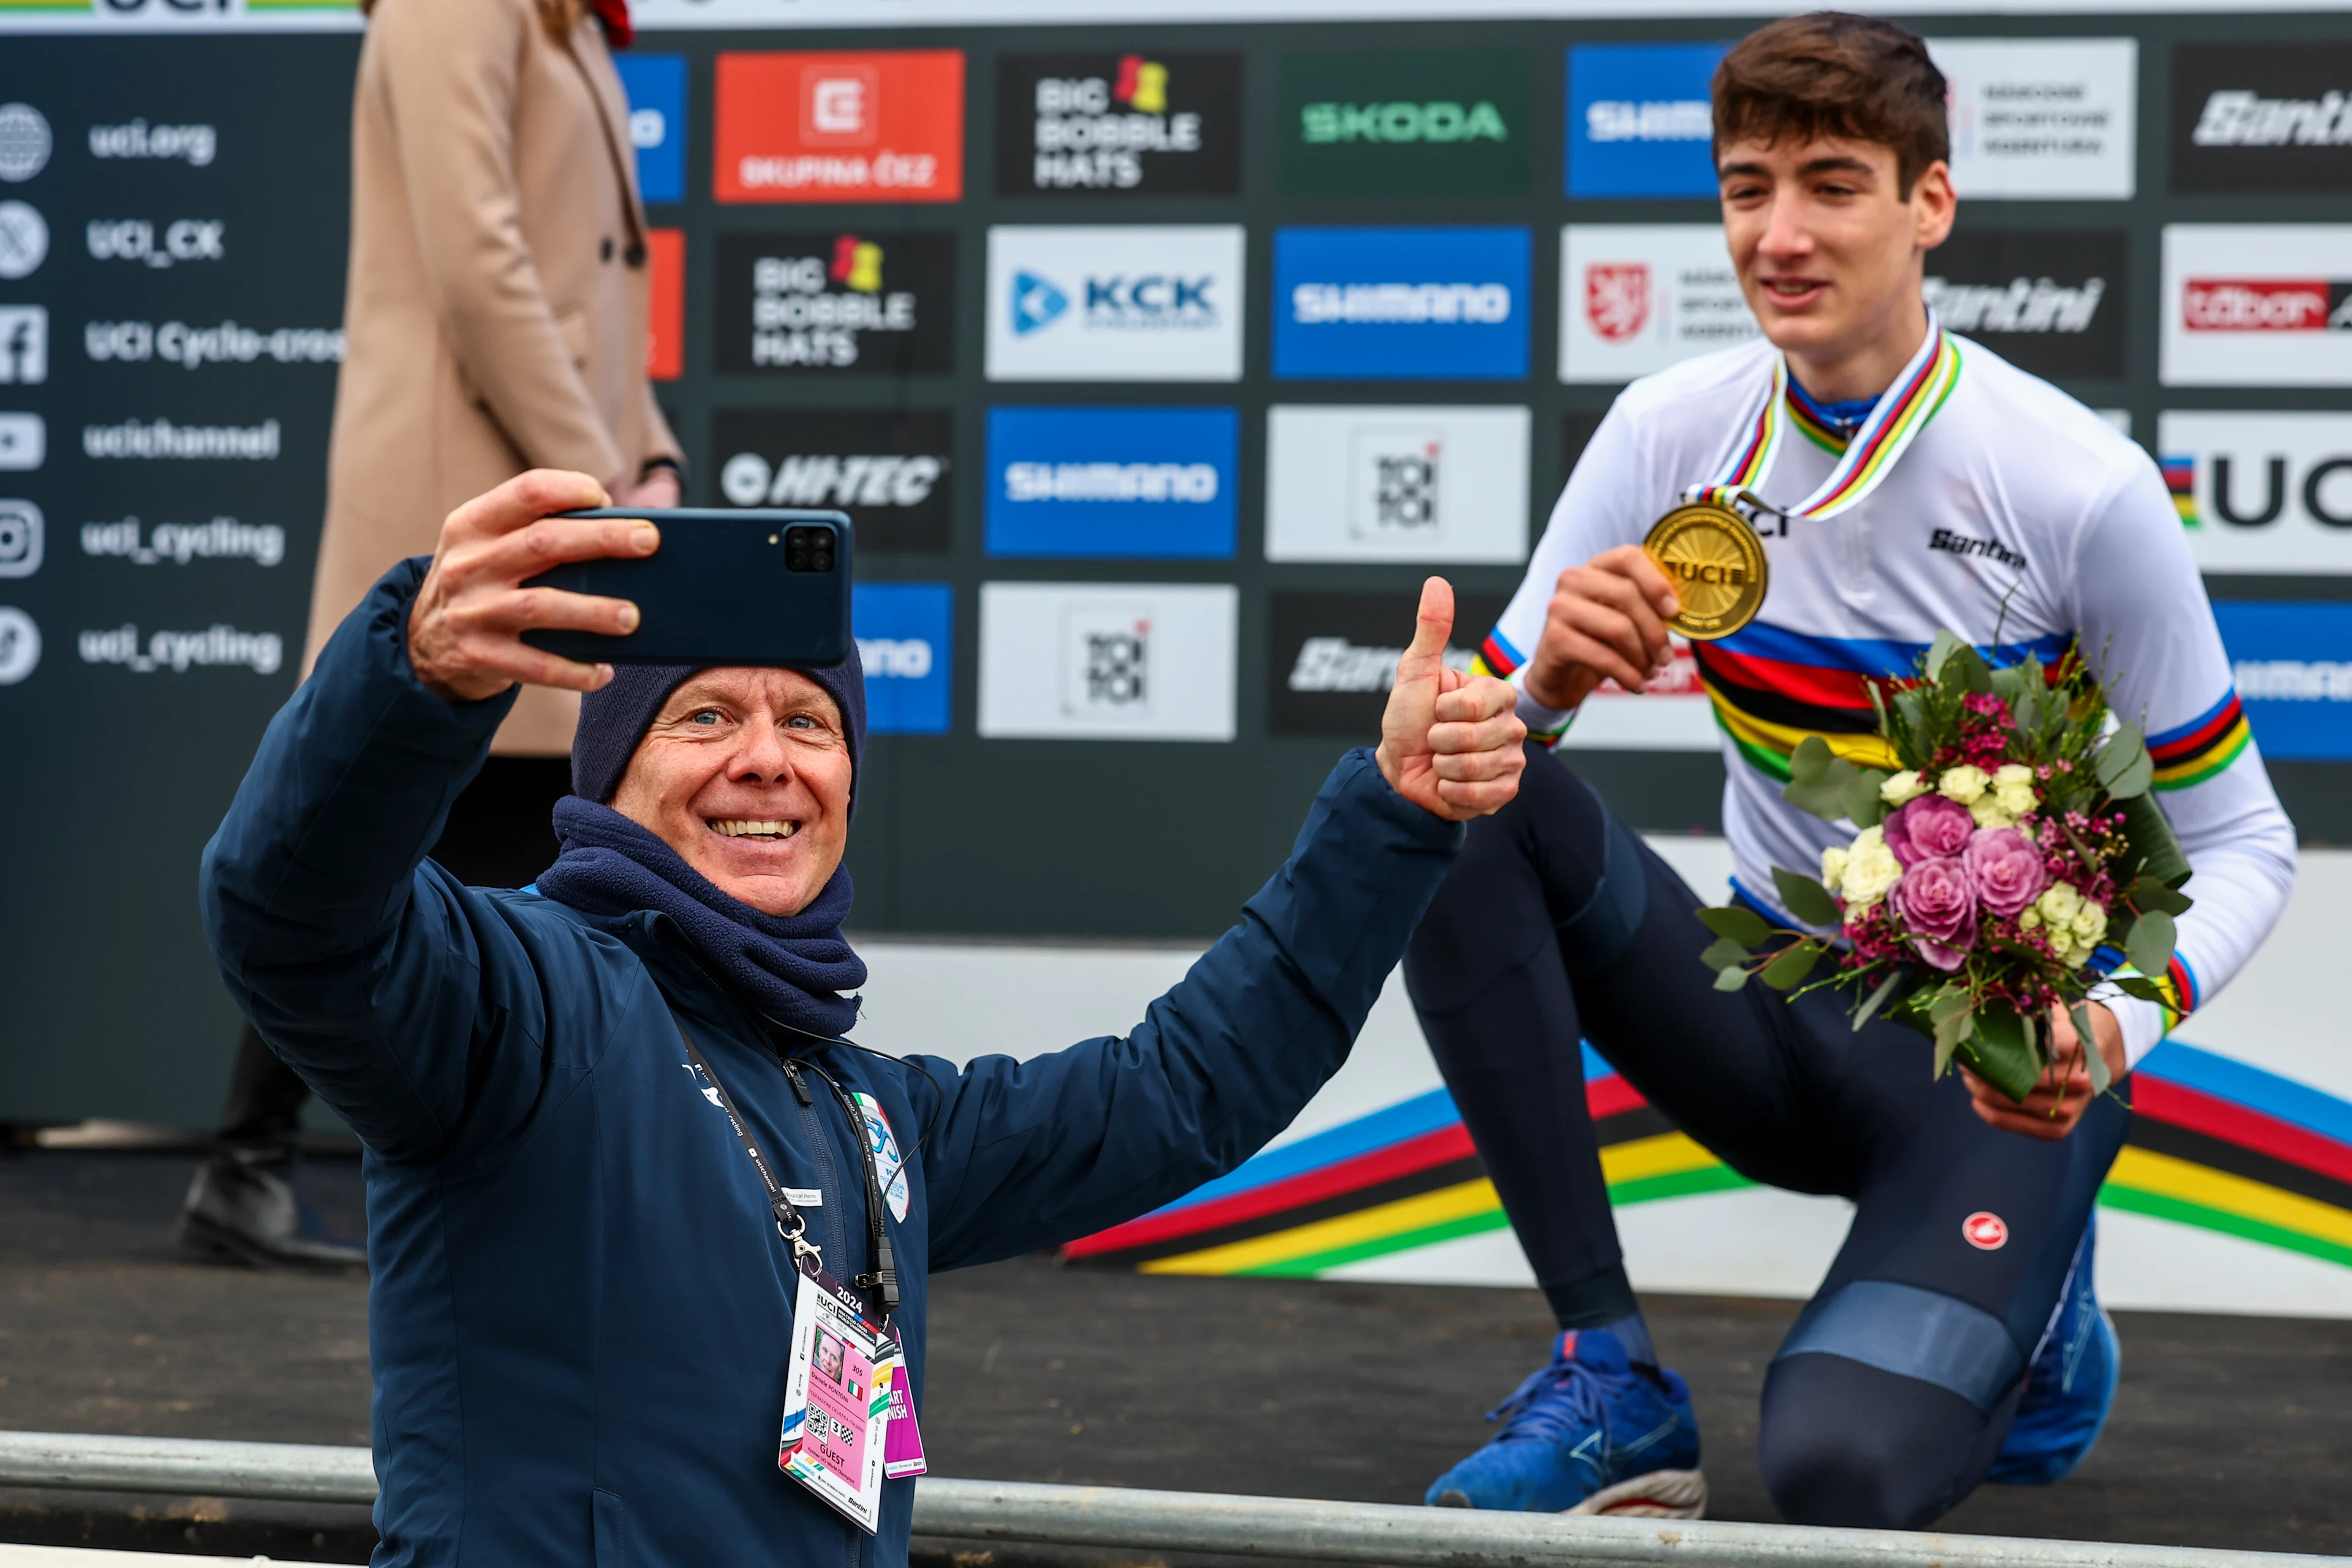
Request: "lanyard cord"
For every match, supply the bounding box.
[790,1057,902,1317]
[674,1020,824,1269]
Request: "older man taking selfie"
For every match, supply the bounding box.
[201,470,1526,1567]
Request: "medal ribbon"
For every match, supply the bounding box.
[1686,314,1960,524]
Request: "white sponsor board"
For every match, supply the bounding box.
[1559,225,1758,385]
[986,224,1245,383]
[2160,224,2352,388]
[2159,410,2352,573]
[1925,38,2137,200]
[978,581,1237,741]
[1264,405,1529,564]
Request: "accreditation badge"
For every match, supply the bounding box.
[778,1258,898,1533]
[1643,503,1768,641]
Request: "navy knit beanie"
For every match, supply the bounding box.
[570,651,867,808]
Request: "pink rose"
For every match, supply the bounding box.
[1893,854,1977,972]
[1962,826,2047,918]
[1884,794,1974,867]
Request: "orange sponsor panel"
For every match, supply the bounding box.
[714,50,966,204]
[646,228,685,380]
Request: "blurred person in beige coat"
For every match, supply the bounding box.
[181,0,684,1270]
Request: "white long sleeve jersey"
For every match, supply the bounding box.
[1478,334,2296,1068]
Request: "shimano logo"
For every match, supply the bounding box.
[1929,528,2027,570]
[1005,462,1218,503]
[1291,282,1512,325]
[1298,100,1507,145]
[1584,99,1711,143]
[858,636,935,680]
[1289,635,1474,693]
[2235,659,2352,700]
[1921,276,2105,334]
[720,452,943,508]
[2192,89,2352,147]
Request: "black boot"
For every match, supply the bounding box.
[176,1146,367,1270]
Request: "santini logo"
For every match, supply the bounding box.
[1003,461,1218,503]
[2184,279,2352,331]
[1922,274,2105,334]
[1299,100,1507,144]
[1291,282,1511,324]
[722,451,943,508]
[2192,89,2352,147]
[1583,99,1710,143]
[1929,528,2026,570]
[1288,636,1472,693]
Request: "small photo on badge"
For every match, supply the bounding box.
[816,1333,846,1385]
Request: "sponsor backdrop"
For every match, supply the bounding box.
[2,4,2351,1302]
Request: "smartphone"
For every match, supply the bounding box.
[521,508,853,666]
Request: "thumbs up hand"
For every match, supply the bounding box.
[1374,577,1528,821]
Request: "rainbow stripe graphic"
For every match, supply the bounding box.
[2149,690,2252,791]
[2162,456,2202,529]
[1068,1042,2352,1280]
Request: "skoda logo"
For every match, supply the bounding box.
[1011,270,1069,335]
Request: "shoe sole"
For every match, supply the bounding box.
[176,1211,364,1272]
[1431,1469,1708,1520]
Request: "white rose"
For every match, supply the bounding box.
[1820,845,1850,889]
[1838,825,1903,913]
[2037,881,2083,929]
[1970,796,2018,831]
[1880,769,1928,807]
[1992,763,2038,817]
[2019,908,2042,930]
[2072,900,2109,948]
[1937,764,1991,805]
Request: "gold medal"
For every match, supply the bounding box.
[1643,503,1768,641]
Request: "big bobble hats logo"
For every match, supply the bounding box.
[714,51,964,203]
[986,406,1237,559]
[1273,227,1530,382]
[995,51,1242,195]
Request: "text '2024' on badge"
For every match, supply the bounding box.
[995,52,1241,196]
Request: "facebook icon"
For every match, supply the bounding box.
[614,55,687,206]
[855,582,953,736]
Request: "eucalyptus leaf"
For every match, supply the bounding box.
[1929,984,1973,1025]
[1925,630,1966,683]
[1947,645,1995,695]
[1839,770,1890,829]
[1772,867,1844,927]
[2111,974,2171,1004]
[1852,970,1907,1033]
[1699,936,1752,973]
[2011,672,2045,734]
[1932,1003,1972,1077]
[1697,905,1773,947]
[2130,877,2195,918]
[2125,908,2179,979]
[2095,723,2148,789]
[1990,664,2027,703]
[2103,747,2154,801]
[2072,1003,2113,1095]
[1760,940,1825,991]
[1713,963,1752,992]
[1789,734,1836,786]
[1964,1006,2043,1102]
[2117,793,2193,889]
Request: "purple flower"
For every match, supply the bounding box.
[1963,826,2047,919]
[1893,854,1977,971]
[1884,793,1973,867]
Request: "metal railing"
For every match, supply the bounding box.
[0,1430,2341,1568]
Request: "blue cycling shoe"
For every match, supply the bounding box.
[1987,1216,2119,1485]
[1425,1329,1706,1517]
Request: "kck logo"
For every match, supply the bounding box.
[87,218,224,268]
[722,450,944,508]
[0,306,45,384]
[1011,271,1068,334]
[1085,274,1214,323]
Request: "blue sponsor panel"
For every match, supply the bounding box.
[615,54,688,205]
[854,582,954,735]
[2214,600,2352,760]
[1565,43,1728,199]
[984,405,1238,557]
[1271,226,1530,381]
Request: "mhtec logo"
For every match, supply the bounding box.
[1299,100,1507,144]
[722,450,944,508]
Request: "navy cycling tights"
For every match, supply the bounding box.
[1404,745,2130,1529]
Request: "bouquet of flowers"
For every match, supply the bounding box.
[1698,632,2193,1103]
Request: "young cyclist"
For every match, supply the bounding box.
[1408,12,2296,1529]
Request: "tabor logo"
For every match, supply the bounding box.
[2216,600,2352,761]
[0,202,47,281]
[1272,226,1531,382]
[2173,43,2352,194]
[0,306,46,385]
[1962,1212,2009,1251]
[1923,230,2125,379]
[2157,412,2352,574]
[717,231,955,374]
[1566,43,1729,199]
[0,413,42,471]
[0,498,40,577]
[0,604,37,684]
[1560,225,1759,385]
[1266,404,1529,564]
[1928,39,2138,201]
[1280,50,1531,194]
[1585,263,1652,342]
[2162,225,2352,386]
[1267,590,1507,737]
[714,409,953,554]
[0,105,51,184]
[853,581,952,735]
[714,51,965,204]
[986,405,1237,559]
[978,581,1236,741]
[614,55,687,205]
[996,50,1241,195]
[986,225,1245,383]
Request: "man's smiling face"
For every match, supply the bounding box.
[608,668,853,918]
[1717,133,1954,372]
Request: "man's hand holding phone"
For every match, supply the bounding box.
[407,470,655,703]
[1523,545,1684,712]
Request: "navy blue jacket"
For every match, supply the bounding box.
[200,562,1463,1568]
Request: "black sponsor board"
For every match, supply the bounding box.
[1267,589,1510,737]
[2172,42,2352,194]
[1922,230,2125,380]
[1561,410,1604,489]
[711,408,952,553]
[994,51,1242,196]
[715,232,956,375]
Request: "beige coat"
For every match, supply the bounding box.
[310,0,681,754]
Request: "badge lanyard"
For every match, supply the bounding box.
[674,1021,925,1531]
[1686,312,1961,529]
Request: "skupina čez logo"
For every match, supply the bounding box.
[1011,268,1216,334]
[2184,277,2352,332]
[1299,97,1507,146]
[751,234,908,367]
[1031,55,1184,189]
